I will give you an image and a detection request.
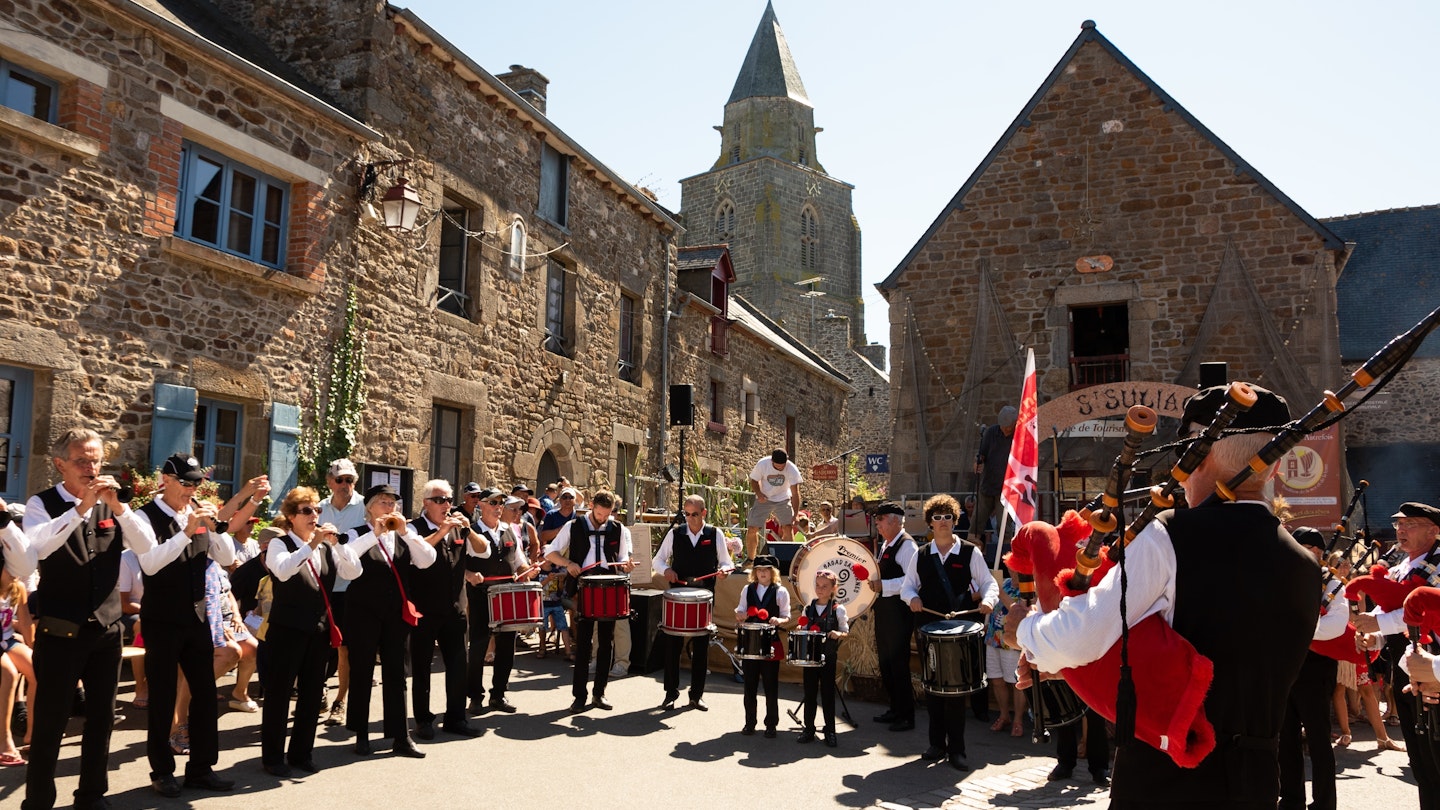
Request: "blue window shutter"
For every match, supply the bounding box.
[269,402,301,507]
[150,383,197,471]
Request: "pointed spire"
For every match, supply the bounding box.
[727,1,809,106]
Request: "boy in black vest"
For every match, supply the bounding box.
[7,428,156,810]
[652,494,733,711]
[543,490,634,713]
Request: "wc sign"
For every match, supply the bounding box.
[864,454,889,474]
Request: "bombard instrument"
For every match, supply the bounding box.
[381,513,408,534]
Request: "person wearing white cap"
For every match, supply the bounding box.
[318,458,364,728]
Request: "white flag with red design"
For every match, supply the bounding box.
[1001,348,1039,526]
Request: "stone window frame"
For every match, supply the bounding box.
[714,199,736,239]
[741,377,759,428]
[430,402,465,486]
[0,59,59,123]
[543,257,575,358]
[0,32,108,158]
[194,396,244,500]
[708,377,727,434]
[617,290,642,385]
[538,142,569,228]
[436,190,483,320]
[175,140,291,270]
[800,204,820,269]
[508,216,527,274]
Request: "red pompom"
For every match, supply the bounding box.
[852,565,870,582]
[797,616,809,628]
[747,606,759,618]
[757,609,769,621]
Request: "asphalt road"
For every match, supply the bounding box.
[0,645,1421,809]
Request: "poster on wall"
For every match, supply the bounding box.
[1272,425,1342,530]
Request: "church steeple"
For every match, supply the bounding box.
[714,2,824,173]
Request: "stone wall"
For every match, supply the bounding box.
[881,36,1345,496]
[810,311,890,497]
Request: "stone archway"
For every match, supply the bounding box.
[536,450,559,492]
[513,416,589,487]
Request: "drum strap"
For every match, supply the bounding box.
[929,550,962,613]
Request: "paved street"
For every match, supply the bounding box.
[0,645,1420,809]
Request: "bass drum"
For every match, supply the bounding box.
[787,536,877,619]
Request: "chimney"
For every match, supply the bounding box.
[496,64,549,114]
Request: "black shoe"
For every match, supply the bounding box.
[873,710,898,723]
[287,759,320,774]
[688,697,708,712]
[392,737,426,758]
[949,755,970,772]
[1047,765,1074,781]
[414,720,436,741]
[661,692,679,711]
[183,771,235,791]
[824,731,838,748]
[741,724,756,736]
[353,738,372,756]
[1091,771,1111,787]
[489,697,517,714]
[763,727,777,739]
[569,698,587,714]
[467,698,487,716]
[888,718,915,732]
[150,775,182,798]
[592,695,613,710]
[920,746,947,761]
[263,762,292,778]
[443,720,482,738]
[797,728,817,744]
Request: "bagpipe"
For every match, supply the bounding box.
[1401,587,1440,738]
[1310,481,1372,667]
[1009,302,1440,768]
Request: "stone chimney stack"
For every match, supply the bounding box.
[496,64,549,114]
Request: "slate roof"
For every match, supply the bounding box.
[676,245,731,273]
[1326,206,1440,360]
[879,20,1344,290]
[728,296,849,386]
[727,1,810,106]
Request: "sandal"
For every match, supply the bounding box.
[537,650,547,659]
[989,716,1008,732]
[132,697,149,710]
[1385,715,1401,726]
[169,724,190,755]
[1334,733,1351,748]
[0,751,25,767]
[1011,721,1025,737]
[1378,737,1405,752]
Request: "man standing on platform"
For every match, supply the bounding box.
[970,406,1017,553]
[652,495,733,711]
[744,450,802,564]
[869,501,918,732]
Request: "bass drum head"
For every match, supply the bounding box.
[789,536,877,619]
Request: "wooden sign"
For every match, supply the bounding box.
[811,463,839,481]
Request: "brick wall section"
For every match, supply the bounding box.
[287,181,328,282]
[883,38,1344,495]
[143,118,183,238]
[59,79,111,144]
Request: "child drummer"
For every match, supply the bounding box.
[798,569,848,748]
[733,555,791,737]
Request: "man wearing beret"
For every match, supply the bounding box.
[1355,501,1440,808]
[1009,383,1320,808]
[869,501,918,732]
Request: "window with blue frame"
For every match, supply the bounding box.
[175,142,289,268]
[0,60,58,123]
[194,398,243,500]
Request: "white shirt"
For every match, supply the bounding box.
[651,523,735,579]
[734,581,791,620]
[469,519,528,572]
[899,538,1001,611]
[117,548,145,603]
[1314,576,1348,642]
[875,531,917,598]
[749,458,802,503]
[544,514,632,569]
[319,491,366,592]
[0,520,33,579]
[343,522,437,571]
[131,496,236,576]
[9,484,155,578]
[267,531,362,588]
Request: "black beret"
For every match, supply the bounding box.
[1178,383,1291,439]
[363,484,398,504]
[752,555,781,570]
[1393,502,1440,530]
[874,501,904,517]
[1290,526,1325,548]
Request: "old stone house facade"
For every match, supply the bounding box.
[878,21,1347,505]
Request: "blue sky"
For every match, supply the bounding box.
[398,1,1439,348]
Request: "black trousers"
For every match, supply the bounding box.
[572,617,614,700]
[1391,639,1440,809]
[24,620,121,810]
[465,585,516,702]
[142,615,219,778]
[663,632,709,699]
[872,597,914,720]
[411,608,468,724]
[344,609,411,741]
[926,693,968,756]
[259,623,329,767]
[1278,651,1337,810]
[802,657,837,732]
[1056,705,1110,776]
[743,659,780,729]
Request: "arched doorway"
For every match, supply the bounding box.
[536,450,560,492]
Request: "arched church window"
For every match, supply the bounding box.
[800,205,819,269]
[715,200,736,239]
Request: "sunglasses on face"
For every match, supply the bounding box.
[334,477,356,484]
[931,514,956,521]
[560,494,575,500]
[176,480,199,488]
[427,496,454,504]
[484,499,504,506]
[683,511,704,518]
[296,506,318,516]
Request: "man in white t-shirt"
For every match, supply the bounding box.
[744,449,802,563]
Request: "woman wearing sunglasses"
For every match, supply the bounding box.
[259,487,353,777]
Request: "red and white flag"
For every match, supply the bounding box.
[1001,348,1040,527]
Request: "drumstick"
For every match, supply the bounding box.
[921,606,984,620]
[689,569,727,582]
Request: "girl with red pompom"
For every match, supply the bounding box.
[734,556,790,737]
[799,569,849,748]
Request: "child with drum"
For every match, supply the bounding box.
[797,569,848,748]
[733,555,790,737]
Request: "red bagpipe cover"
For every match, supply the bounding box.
[1345,563,1437,645]
[1006,511,1216,769]
[1309,576,1370,665]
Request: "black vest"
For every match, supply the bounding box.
[136,500,210,625]
[746,582,780,617]
[1112,504,1319,804]
[35,487,123,627]
[877,531,914,585]
[565,515,623,568]
[914,541,976,615]
[466,521,520,580]
[266,534,337,634]
[668,524,721,586]
[409,516,467,616]
[803,599,841,634]
[342,523,411,613]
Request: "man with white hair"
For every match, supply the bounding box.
[407,480,478,739]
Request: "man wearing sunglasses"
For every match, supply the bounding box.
[457,482,485,520]
[407,480,478,740]
[318,458,365,728]
[540,487,581,545]
[652,495,734,711]
[464,488,534,715]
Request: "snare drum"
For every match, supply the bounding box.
[660,587,714,638]
[1036,680,1085,729]
[578,573,631,621]
[786,629,827,667]
[918,620,987,696]
[487,582,542,631]
[788,536,878,619]
[735,622,779,660]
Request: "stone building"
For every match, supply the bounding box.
[877,21,1347,505]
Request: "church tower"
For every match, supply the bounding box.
[679,2,867,351]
